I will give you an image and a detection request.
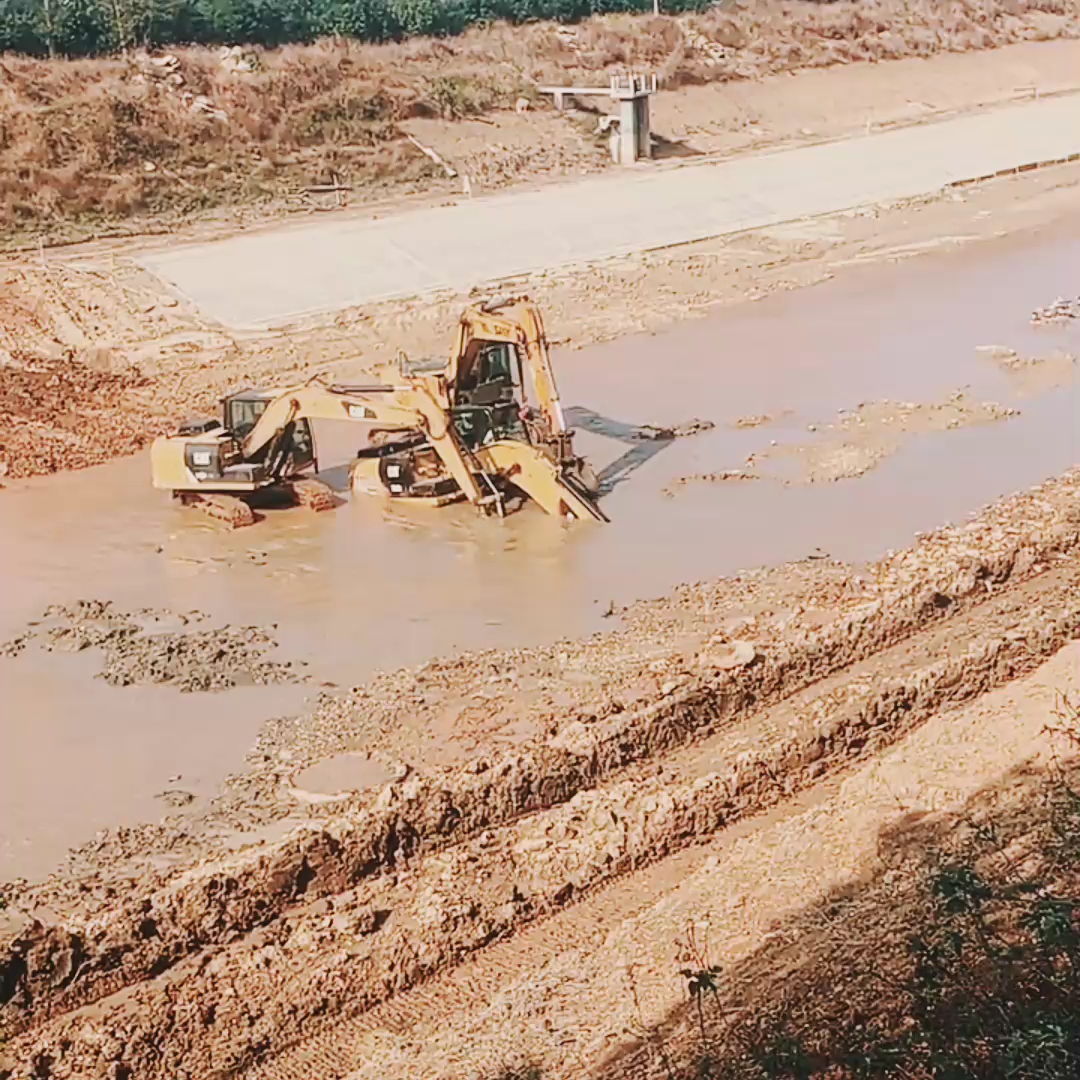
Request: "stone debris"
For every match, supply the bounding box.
[631,418,716,441]
[1031,296,1080,324]
[679,21,737,67]
[733,414,774,429]
[663,470,759,497]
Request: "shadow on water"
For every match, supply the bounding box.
[566,406,678,494]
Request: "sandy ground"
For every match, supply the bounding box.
[4,39,1080,1080]
[257,643,1077,1080]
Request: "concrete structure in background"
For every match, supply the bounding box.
[137,92,1080,330]
[539,73,655,163]
[611,73,656,164]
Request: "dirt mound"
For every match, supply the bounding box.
[4,469,1080,1076]
[5,550,1080,1077]
[3,2,1079,239]
[0,350,156,479]
[1031,295,1080,323]
[1,601,302,691]
[749,393,1020,484]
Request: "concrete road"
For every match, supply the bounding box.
[139,93,1080,330]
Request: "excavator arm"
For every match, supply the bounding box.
[475,441,608,522]
[239,379,485,504]
[444,299,606,521]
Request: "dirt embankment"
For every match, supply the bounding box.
[3,469,1080,1077]
[4,151,1079,486]
[4,1,1080,241]
[0,259,222,479]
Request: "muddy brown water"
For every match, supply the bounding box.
[2,223,1078,881]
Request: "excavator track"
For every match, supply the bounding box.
[289,478,338,512]
[178,492,256,528]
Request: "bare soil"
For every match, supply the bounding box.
[4,4,1080,243]
[3,464,1080,1077]
[3,34,1080,1080]
[0,601,302,691]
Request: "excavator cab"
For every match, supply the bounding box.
[223,392,270,440]
[450,342,530,449]
[456,343,518,406]
[222,390,316,474]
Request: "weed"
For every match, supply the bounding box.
[609,749,1080,1080]
[3,3,1080,237]
[424,74,504,119]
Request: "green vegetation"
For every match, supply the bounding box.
[0,0,709,57]
[721,859,1080,1079]
[618,706,1080,1080]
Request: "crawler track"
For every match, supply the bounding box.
[179,491,256,528]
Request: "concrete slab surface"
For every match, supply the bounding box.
[138,93,1080,330]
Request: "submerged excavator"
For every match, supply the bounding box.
[150,298,607,528]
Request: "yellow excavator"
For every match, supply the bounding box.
[150,298,606,528]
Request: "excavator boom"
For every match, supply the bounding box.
[475,441,608,522]
[240,380,485,505]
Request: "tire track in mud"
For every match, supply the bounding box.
[6,470,1080,1048]
[248,651,1080,1080]
[5,473,1080,1075]
[7,556,1080,1079]
[238,564,1080,1080]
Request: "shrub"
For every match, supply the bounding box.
[0,0,712,56]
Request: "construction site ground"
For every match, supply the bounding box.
[3,35,1080,1080]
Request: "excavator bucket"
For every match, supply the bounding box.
[477,442,609,522]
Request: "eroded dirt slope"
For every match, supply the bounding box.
[3,469,1080,1077]
[4,3,1080,241]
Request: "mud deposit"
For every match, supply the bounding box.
[0,350,155,479]
[746,393,1019,484]
[975,343,1077,396]
[2,220,1080,889]
[1,601,301,691]
[3,166,1080,1077]
[4,467,1080,1077]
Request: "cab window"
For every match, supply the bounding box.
[226,397,269,439]
[478,343,516,386]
